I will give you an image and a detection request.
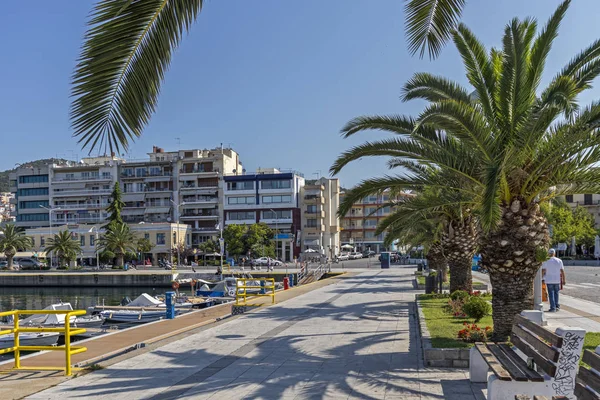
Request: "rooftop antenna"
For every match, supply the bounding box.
[314,171,321,179]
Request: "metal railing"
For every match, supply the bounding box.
[0,309,87,376]
[235,278,275,306]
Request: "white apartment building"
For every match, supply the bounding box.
[9,165,51,229]
[223,168,305,261]
[300,177,340,258]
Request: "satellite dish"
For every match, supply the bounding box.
[167,217,172,222]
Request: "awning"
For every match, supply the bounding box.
[144,207,171,214]
[122,193,146,202]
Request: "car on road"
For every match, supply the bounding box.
[253,257,282,266]
[0,261,20,270]
[362,250,376,258]
[13,258,45,270]
[349,252,363,260]
[336,253,350,261]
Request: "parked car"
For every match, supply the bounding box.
[14,258,45,270]
[349,252,363,260]
[0,261,20,270]
[337,253,350,261]
[253,257,282,266]
[362,250,376,258]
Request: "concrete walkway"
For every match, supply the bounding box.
[28,267,484,400]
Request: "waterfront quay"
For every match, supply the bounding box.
[3,266,484,400]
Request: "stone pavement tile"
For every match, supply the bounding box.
[178,376,237,399]
[294,380,352,400]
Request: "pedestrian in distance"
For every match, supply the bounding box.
[542,248,566,312]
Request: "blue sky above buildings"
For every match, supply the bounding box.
[2,0,600,186]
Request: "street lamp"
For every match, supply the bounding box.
[39,205,61,268]
[269,209,278,260]
[170,199,183,267]
[89,226,100,269]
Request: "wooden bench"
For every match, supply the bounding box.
[514,396,568,400]
[470,313,586,400]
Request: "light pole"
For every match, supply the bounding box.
[170,199,183,267]
[39,205,61,268]
[270,209,278,260]
[89,226,100,269]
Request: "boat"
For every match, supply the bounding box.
[20,302,105,328]
[0,332,59,349]
[99,309,169,324]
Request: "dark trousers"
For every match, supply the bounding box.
[547,283,560,310]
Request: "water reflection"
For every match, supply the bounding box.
[0,287,170,311]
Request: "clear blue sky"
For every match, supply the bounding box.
[2,1,600,187]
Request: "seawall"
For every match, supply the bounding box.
[0,272,175,287]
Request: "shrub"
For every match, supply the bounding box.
[446,299,467,318]
[111,265,124,270]
[450,290,470,302]
[458,323,493,342]
[463,296,491,322]
[56,266,69,270]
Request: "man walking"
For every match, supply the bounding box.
[542,248,566,312]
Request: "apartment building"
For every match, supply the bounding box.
[564,194,600,227]
[223,168,305,261]
[300,178,340,258]
[9,165,51,229]
[25,222,190,265]
[339,190,408,253]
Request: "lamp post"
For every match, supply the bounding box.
[269,209,278,260]
[89,226,100,269]
[39,205,61,268]
[170,199,183,267]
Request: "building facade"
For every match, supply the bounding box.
[0,192,15,223]
[223,168,305,261]
[564,194,600,227]
[339,190,407,253]
[9,165,51,229]
[300,178,340,259]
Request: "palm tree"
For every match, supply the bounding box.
[45,230,82,267]
[0,224,33,270]
[98,223,137,267]
[333,0,600,339]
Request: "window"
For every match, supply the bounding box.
[262,210,291,219]
[136,183,145,192]
[136,168,147,177]
[40,237,45,247]
[585,194,593,205]
[17,188,49,196]
[227,181,254,190]
[80,236,85,246]
[122,168,134,177]
[227,196,255,205]
[90,235,95,247]
[365,207,377,216]
[364,219,378,227]
[262,195,291,204]
[228,211,255,221]
[81,172,90,179]
[65,173,75,180]
[19,200,49,209]
[382,206,391,214]
[365,231,375,238]
[144,233,150,240]
[306,205,318,213]
[149,167,161,176]
[306,219,317,227]
[17,213,48,222]
[91,171,99,178]
[261,180,291,189]
[103,185,110,190]
[18,175,48,184]
[156,233,165,245]
[102,172,111,179]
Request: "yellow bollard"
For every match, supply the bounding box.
[65,312,71,376]
[13,313,20,369]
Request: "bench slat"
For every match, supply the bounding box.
[512,324,560,362]
[514,396,530,400]
[498,344,545,382]
[511,334,557,377]
[488,344,528,381]
[475,342,512,381]
[583,349,600,372]
[579,366,600,394]
[533,396,549,400]
[575,381,600,400]
[514,315,563,348]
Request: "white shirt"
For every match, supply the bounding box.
[543,257,564,284]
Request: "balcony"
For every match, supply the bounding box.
[304,195,324,205]
[181,211,219,220]
[179,168,217,176]
[304,224,325,233]
[305,210,325,218]
[225,219,255,225]
[52,189,112,197]
[51,203,109,210]
[181,197,218,205]
[52,216,104,224]
[180,183,218,191]
[52,175,113,183]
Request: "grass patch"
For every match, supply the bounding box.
[583,332,600,367]
[417,276,425,286]
[419,295,493,348]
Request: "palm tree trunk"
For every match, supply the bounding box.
[116,254,124,267]
[480,200,549,341]
[7,254,15,270]
[443,218,478,293]
[427,242,447,282]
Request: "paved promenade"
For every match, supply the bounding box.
[28,267,485,400]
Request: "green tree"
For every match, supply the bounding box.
[98,223,137,267]
[244,223,275,258]
[0,223,33,270]
[332,1,600,339]
[546,202,597,248]
[222,224,246,258]
[136,237,155,254]
[104,182,125,231]
[45,230,82,267]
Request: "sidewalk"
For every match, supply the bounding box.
[472,271,600,332]
[27,267,485,400]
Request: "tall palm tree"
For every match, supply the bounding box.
[0,224,33,270]
[333,0,600,339]
[98,223,137,267]
[45,230,82,267]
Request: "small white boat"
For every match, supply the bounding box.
[0,332,59,349]
[99,309,167,324]
[20,303,105,328]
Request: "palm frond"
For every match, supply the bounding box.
[339,115,419,138]
[71,0,204,154]
[404,0,466,59]
[402,72,471,103]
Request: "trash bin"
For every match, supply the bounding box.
[425,272,437,294]
[165,291,176,319]
[417,263,423,272]
[283,277,289,290]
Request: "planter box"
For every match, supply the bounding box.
[416,297,471,368]
[413,279,488,292]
